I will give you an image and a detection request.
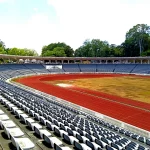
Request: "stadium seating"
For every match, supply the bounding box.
[0,80,150,150]
[0,63,150,149]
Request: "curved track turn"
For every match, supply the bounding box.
[16,73,150,131]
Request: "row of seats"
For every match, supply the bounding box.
[0,96,35,150]
[0,80,149,150]
[1,64,150,81]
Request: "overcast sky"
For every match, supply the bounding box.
[0,0,150,54]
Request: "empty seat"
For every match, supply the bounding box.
[54,127,68,137]
[63,133,79,145]
[11,136,35,150]
[20,114,29,123]
[0,120,16,129]
[34,126,51,138]
[28,122,42,131]
[86,140,102,150]
[25,117,35,124]
[76,134,89,143]
[0,114,9,121]
[74,141,92,150]
[106,145,115,150]
[0,109,4,115]
[43,134,63,148]
[4,126,24,139]
[54,143,72,150]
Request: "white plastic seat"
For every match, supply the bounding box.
[11,107,19,113]
[40,116,47,125]
[54,143,72,150]
[29,110,35,117]
[0,120,16,129]
[4,126,24,139]
[63,133,79,145]
[0,114,9,121]
[34,126,51,139]
[1,98,8,104]
[54,127,68,137]
[0,109,4,115]
[31,122,42,131]
[4,101,11,106]
[34,113,40,120]
[20,114,29,123]
[6,103,15,110]
[46,121,59,131]
[43,135,62,148]
[74,141,92,150]
[14,110,24,118]
[11,136,35,150]
[25,118,35,125]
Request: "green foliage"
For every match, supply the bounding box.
[7,48,38,56]
[123,24,150,56]
[0,39,6,54]
[1,23,150,58]
[74,39,123,57]
[41,42,74,57]
[0,39,38,56]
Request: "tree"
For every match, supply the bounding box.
[75,39,111,57]
[0,39,6,54]
[7,48,38,56]
[41,42,74,57]
[124,24,150,56]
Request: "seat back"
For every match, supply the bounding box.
[74,141,83,150]
[10,136,19,150]
[43,134,51,145]
[34,126,40,137]
[63,133,71,144]
[95,139,103,148]
[111,143,120,150]
[54,143,62,150]
[54,127,61,136]
[76,134,83,143]
[86,140,94,150]
[106,145,114,150]
[46,121,53,130]
[4,125,10,138]
[67,128,73,136]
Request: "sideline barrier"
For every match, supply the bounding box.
[7,73,150,138]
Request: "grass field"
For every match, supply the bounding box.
[46,76,150,104]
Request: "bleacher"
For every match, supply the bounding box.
[114,64,137,73]
[0,63,150,149]
[0,80,150,150]
[131,64,150,74]
[79,64,97,72]
[63,64,80,72]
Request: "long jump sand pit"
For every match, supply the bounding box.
[16,73,150,131]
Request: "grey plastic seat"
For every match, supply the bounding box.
[63,133,79,145]
[43,134,63,148]
[74,141,92,150]
[34,126,51,138]
[54,143,72,150]
[54,127,68,137]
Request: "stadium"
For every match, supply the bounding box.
[0,54,150,150]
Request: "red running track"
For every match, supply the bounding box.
[16,73,150,131]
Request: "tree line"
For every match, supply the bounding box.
[0,40,38,56]
[1,24,150,57]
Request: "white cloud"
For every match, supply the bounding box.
[47,0,150,46]
[33,8,38,12]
